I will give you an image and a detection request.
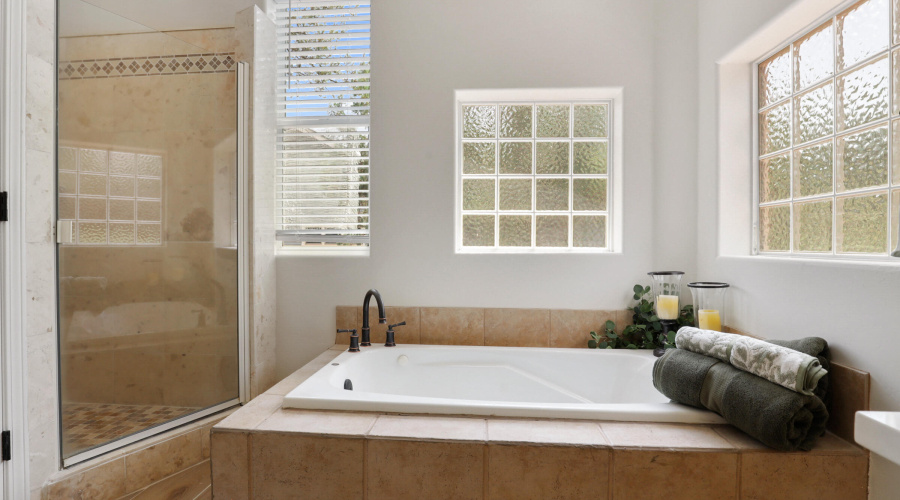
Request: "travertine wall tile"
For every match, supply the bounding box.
[488,445,609,499]
[43,458,126,500]
[210,431,249,500]
[484,308,550,347]
[741,451,868,500]
[367,440,483,500]
[612,450,738,499]
[124,429,202,492]
[251,434,364,499]
[420,307,484,345]
[549,309,615,348]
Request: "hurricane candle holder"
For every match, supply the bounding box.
[647,271,684,357]
[687,282,730,332]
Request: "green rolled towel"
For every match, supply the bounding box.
[675,327,828,396]
[654,349,828,451]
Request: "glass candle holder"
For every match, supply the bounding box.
[647,271,685,320]
[687,282,730,331]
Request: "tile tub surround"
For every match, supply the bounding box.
[338,307,870,443]
[211,348,869,500]
[42,409,232,499]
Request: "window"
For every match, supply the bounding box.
[455,89,621,253]
[275,0,371,249]
[58,145,164,246]
[756,0,900,257]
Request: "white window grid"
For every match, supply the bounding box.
[58,145,165,246]
[753,0,900,258]
[456,99,614,253]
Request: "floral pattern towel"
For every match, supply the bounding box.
[674,326,827,395]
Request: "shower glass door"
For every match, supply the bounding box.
[57,0,241,464]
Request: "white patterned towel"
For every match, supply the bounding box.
[674,326,827,395]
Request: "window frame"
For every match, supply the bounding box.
[454,88,624,254]
[751,0,900,261]
[274,0,372,256]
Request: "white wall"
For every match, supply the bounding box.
[695,0,900,497]
[276,0,664,373]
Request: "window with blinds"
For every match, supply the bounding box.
[276,0,371,248]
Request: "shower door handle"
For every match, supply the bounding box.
[56,220,74,244]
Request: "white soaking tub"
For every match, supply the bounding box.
[283,345,725,424]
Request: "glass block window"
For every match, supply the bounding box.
[58,146,164,246]
[756,0,900,256]
[457,91,617,252]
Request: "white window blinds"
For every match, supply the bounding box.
[276,0,371,247]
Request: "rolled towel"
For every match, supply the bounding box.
[654,349,828,451]
[675,327,827,396]
[768,337,831,406]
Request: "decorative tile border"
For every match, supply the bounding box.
[59,52,236,80]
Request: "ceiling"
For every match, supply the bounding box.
[59,0,243,37]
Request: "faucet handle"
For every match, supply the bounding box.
[338,329,360,353]
[385,322,405,347]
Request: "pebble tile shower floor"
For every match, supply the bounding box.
[62,402,199,456]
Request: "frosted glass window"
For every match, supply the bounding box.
[458,96,614,251]
[59,145,163,246]
[757,0,898,256]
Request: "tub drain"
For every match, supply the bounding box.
[344,379,353,391]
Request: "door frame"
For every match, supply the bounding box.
[1,0,35,495]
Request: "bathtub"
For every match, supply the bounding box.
[283,345,725,424]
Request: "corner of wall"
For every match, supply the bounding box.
[236,6,278,397]
[24,0,61,493]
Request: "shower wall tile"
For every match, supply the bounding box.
[113,348,165,406]
[61,352,116,403]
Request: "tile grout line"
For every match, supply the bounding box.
[483,443,490,500]
[607,447,615,500]
[247,433,254,499]
[363,439,369,500]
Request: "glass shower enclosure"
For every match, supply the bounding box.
[56,0,243,465]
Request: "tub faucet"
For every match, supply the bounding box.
[361,289,387,347]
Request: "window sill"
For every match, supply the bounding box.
[455,247,620,255]
[719,253,900,269]
[277,247,370,258]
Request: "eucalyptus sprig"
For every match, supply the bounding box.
[588,284,694,350]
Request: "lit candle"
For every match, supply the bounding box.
[656,294,679,320]
[698,309,722,331]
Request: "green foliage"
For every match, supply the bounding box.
[588,284,694,350]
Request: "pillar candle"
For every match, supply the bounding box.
[698,309,722,331]
[656,294,679,320]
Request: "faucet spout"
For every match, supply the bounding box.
[361,289,386,346]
